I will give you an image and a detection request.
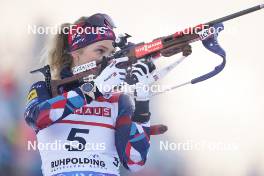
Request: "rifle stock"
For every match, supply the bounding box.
[50,68,99,96]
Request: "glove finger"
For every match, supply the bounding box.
[119,75,126,81]
[134,61,156,73]
[133,62,149,74]
[119,71,126,76]
[147,73,156,84]
[133,72,144,82]
[115,57,129,64]
[118,69,127,76]
[117,72,127,81]
[111,67,126,74]
[147,62,156,73]
[131,67,145,76]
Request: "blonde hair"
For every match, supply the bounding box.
[47,17,87,79]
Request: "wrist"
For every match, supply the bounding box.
[134,83,151,101]
[80,81,102,103]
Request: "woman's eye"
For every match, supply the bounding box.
[96,49,105,54]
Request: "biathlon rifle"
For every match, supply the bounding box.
[31,4,264,135]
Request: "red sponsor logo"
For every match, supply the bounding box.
[74,107,111,117]
[135,39,163,58]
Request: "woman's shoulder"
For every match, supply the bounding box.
[26,81,51,104]
[29,81,47,90]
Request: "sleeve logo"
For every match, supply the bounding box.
[27,89,38,102]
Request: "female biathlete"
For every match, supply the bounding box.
[24,13,157,176]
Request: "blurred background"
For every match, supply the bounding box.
[0,0,263,175]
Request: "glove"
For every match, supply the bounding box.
[130,61,156,101]
[94,57,128,95]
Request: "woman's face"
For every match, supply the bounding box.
[72,40,115,66]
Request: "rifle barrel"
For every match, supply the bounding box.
[206,4,264,26]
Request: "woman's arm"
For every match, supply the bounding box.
[24,81,87,131]
[24,58,129,131]
[115,94,151,172]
